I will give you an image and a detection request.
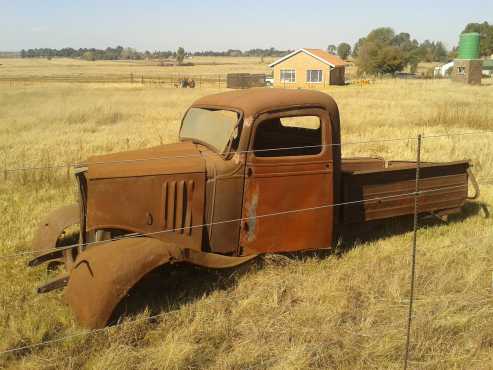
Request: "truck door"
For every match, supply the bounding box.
[240,108,334,254]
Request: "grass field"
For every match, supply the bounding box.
[0,58,492,369]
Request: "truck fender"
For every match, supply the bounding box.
[31,204,80,265]
[64,237,181,329]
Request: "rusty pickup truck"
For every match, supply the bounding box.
[30,88,478,328]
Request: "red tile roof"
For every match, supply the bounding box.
[269,48,346,68]
[303,48,346,67]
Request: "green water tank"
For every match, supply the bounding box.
[458,32,481,59]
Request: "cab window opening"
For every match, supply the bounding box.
[253,116,322,157]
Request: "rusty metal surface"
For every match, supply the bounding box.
[192,88,340,120]
[65,237,175,329]
[240,108,337,254]
[30,204,80,266]
[342,161,470,223]
[341,157,385,172]
[87,172,205,251]
[87,141,205,180]
[65,237,256,328]
[37,274,69,294]
[202,148,245,255]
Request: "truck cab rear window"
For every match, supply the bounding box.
[253,116,322,157]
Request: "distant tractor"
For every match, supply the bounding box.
[177,78,195,88]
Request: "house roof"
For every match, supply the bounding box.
[268,48,346,68]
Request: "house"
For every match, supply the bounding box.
[268,48,346,88]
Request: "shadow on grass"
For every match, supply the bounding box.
[110,201,488,324]
[110,262,249,326]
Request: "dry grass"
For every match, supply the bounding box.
[0,58,492,369]
[0,57,274,81]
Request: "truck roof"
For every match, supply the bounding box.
[191,88,338,117]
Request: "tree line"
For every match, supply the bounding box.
[20,46,292,61]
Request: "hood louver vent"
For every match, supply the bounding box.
[162,180,195,235]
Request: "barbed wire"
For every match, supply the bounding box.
[2,130,492,174]
[1,230,491,357]
[0,183,469,260]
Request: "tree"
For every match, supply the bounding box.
[176,47,185,65]
[352,37,366,58]
[463,21,493,57]
[337,42,351,60]
[417,40,448,62]
[327,44,336,54]
[20,49,26,58]
[356,28,407,75]
[82,51,96,61]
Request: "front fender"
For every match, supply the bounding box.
[65,237,181,329]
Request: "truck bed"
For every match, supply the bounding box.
[341,157,470,224]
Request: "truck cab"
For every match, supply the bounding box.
[185,88,342,256]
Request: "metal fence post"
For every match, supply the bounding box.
[404,134,422,370]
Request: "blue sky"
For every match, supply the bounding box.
[1,0,491,51]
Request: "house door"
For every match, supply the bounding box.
[240,109,334,254]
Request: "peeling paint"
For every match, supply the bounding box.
[247,188,258,242]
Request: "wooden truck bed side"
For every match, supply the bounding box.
[341,159,470,224]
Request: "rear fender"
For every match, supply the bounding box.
[65,237,180,329]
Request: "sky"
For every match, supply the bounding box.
[1,0,491,51]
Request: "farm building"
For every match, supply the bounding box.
[269,48,346,88]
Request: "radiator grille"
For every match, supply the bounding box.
[162,180,194,234]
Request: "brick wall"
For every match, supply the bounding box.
[452,60,483,85]
[272,52,345,88]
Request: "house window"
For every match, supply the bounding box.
[280,69,296,83]
[457,66,466,75]
[306,70,323,83]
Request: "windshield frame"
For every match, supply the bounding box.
[179,105,244,157]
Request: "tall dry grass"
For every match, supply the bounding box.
[0,61,492,369]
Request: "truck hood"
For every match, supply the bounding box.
[87,141,206,180]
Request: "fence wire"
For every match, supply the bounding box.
[1,230,491,357]
[0,183,469,260]
[2,130,493,175]
[1,130,492,366]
